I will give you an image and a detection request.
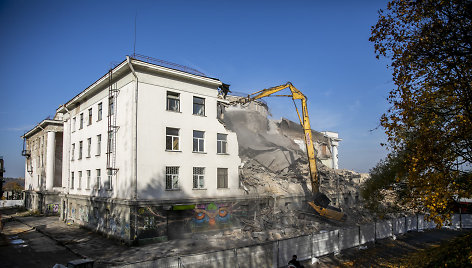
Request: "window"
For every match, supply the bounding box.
[78,171,82,189]
[96,134,101,156]
[96,169,101,189]
[217,133,227,154]
[193,130,205,152]
[166,128,179,151]
[217,168,228,188]
[86,170,91,189]
[106,169,113,190]
[109,97,114,116]
[217,101,225,120]
[107,131,114,154]
[193,167,205,189]
[98,102,103,121]
[71,172,74,189]
[79,113,83,129]
[41,153,44,167]
[193,96,205,116]
[87,138,91,157]
[88,108,92,125]
[72,117,76,132]
[71,143,75,161]
[165,166,179,190]
[78,141,83,159]
[166,91,180,112]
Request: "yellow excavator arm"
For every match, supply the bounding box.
[232,82,345,221]
[232,82,319,194]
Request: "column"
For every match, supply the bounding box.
[331,142,339,170]
[46,131,56,191]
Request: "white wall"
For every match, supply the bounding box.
[66,73,135,200]
[136,71,242,200]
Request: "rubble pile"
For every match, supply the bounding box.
[222,100,375,234]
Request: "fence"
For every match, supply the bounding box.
[118,214,472,268]
[0,199,24,208]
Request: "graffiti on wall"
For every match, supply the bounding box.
[46,203,60,214]
[134,199,269,240]
[191,203,232,228]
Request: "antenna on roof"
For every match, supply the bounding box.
[133,11,137,55]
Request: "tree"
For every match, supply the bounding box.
[370,0,472,225]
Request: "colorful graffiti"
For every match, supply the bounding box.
[191,203,232,228]
[46,203,59,214]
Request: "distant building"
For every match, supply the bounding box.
[321,131,342,170]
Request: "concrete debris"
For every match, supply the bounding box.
[222,98,376,235]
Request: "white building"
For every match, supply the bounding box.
[321,131,342,170]
[54,56,243,243]
[22,117,63,213]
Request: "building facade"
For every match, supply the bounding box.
[54,56,243,243]
[22,117,63,213]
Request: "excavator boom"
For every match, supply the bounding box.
[234,82,319,194]
[231,82,345,221]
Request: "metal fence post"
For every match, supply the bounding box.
[416,214,419,231]
[374,220,377,243]
[358,225,361,246]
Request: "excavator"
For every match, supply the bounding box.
[228,82,345,221]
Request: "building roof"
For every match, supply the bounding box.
[57,56,222,113]
[22,119,63,139]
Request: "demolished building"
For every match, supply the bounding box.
[21,55,369,244]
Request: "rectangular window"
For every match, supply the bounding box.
[96,134,101,156]
[41,153,44,167]
[88,108,93,125]
[217,133,228,154]
[86,170,91,189]
[79,113,83,129]
[107,169,113,190]
[193,130,205,152]
[98,102,103,121]
[193,96,205,116]
[71,143,75,161]
[165,166,179,190]
[78,171,82,189]
[96,169,101,189]
[87,138,91,157]
[166,127,180,151]
[166,91,180,112]
[78,141,83,159]
[71,172,74,189]
[107,131,114,154]
[193,167,205,189]
[109,97,114,116]
[72,117,76,132]
[217,168,228,189]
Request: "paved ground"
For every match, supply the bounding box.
[1,209,470,268]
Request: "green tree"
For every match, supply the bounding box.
[370,0,472,225]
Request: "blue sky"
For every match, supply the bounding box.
[0,0,392,177]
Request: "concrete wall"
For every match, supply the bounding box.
[0,200,24,208]
[24,191,61,214]
[62,195,132,241]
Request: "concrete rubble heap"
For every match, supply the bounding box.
[220,98,374,237]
